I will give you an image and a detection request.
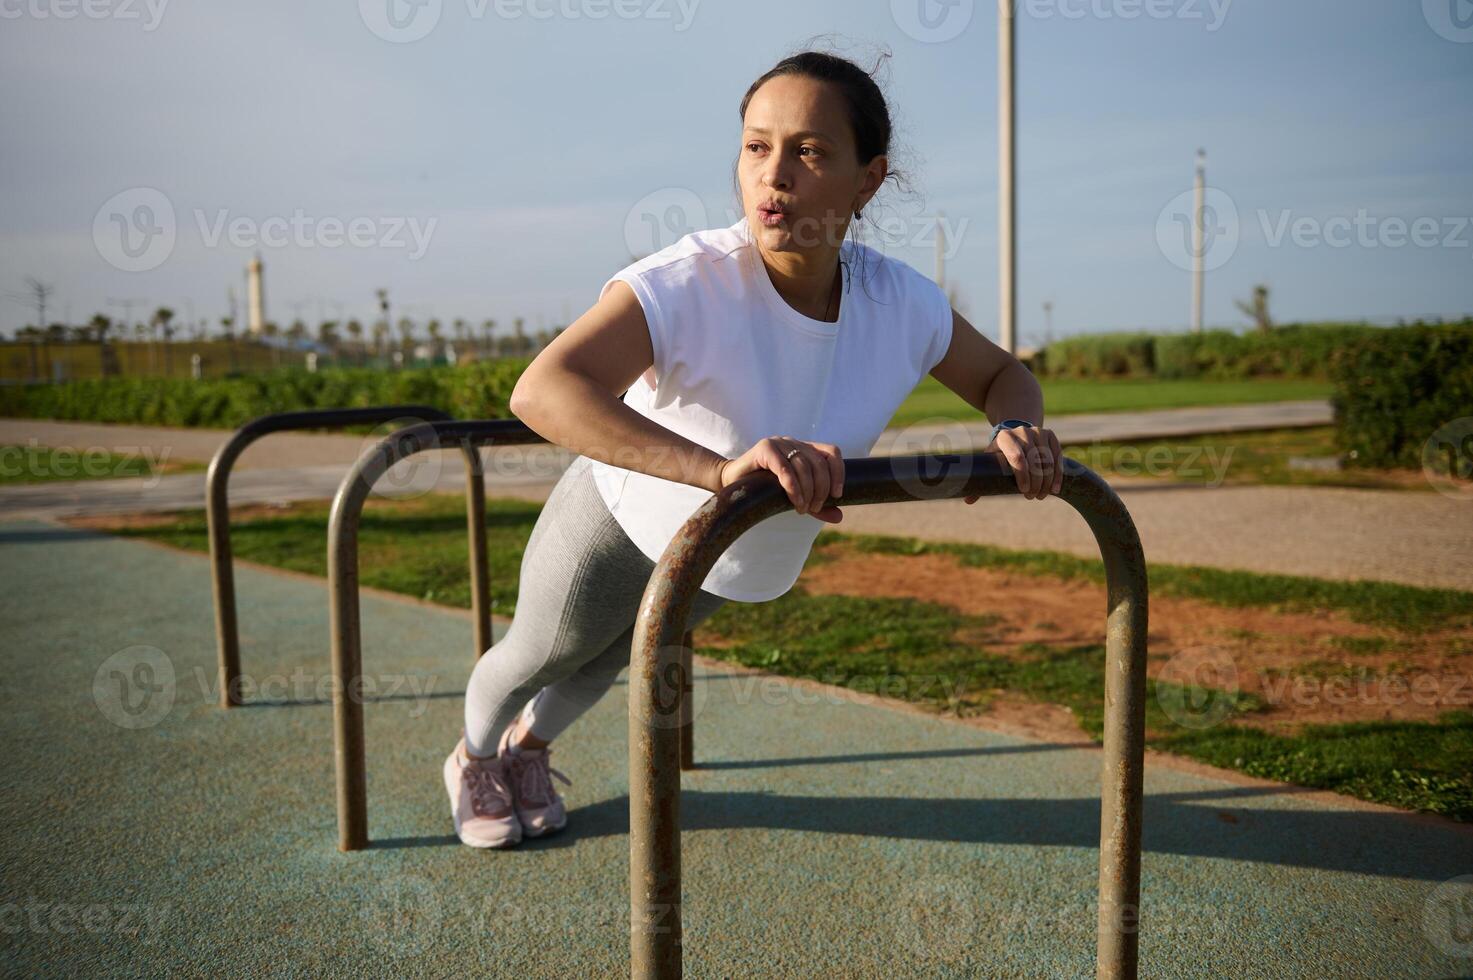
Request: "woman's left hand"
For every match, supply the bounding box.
[965,424,1064,503]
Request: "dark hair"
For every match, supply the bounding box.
[731,44,913,298]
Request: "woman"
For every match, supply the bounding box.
[444,49,1063,849]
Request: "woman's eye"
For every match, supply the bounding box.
[800,146,818,157]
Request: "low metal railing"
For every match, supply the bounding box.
[323,416,698,851]
[207,406,464,708]
[626,450,1149,979]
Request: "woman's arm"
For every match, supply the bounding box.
[929,307,1044,427]
[927,307,1062,500]
[509,280,728,494]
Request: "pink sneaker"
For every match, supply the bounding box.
[499,724,572,837]
[443,731,522,849]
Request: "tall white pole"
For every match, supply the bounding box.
[1191,148,1205,334]
[999,0,1016,355]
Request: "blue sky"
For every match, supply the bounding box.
[2,0,1470,344]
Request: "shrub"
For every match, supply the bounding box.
[1329,321,1473,470]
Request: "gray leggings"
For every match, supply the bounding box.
[463,453,730,757]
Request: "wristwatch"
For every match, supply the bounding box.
[986,418,1034,446]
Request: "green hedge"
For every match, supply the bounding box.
[1329,323,1473,470]
[0,359,531,432]
[1035,322,1418,380]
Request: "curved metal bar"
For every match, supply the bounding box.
[327,418,550,851]
[628,451,1148,979]
[207,406,453,709]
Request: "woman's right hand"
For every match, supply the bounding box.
[715,437,845,524]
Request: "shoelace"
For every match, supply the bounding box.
[463,760,514,816]
[512,750,572,806]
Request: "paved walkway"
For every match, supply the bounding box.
[4,401,1470,591]
[0,400,1333,471]
[2,517,1468,976]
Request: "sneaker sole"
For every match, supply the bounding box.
[443,752,522,849]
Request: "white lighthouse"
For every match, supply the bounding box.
[247,252,266,335]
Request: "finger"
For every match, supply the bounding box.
[782,443,814,512]
[766,441,805,510]
[1047,430,1064,493]
[1025,434,1046,499]
[818,443,845,498]
[1001,435,1030,498]
[802,446,832,514]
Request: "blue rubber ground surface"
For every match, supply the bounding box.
[1,517,1470,978]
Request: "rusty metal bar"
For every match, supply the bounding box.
[628,451,1148,979]
[207,406,454,709]
[327,418,548,851]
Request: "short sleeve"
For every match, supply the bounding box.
[920,282,954,377]
[601,267,667,389]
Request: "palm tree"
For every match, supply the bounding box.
[481,318,497,359]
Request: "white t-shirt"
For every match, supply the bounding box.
[587,215,954,603]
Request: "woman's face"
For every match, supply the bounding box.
[738,74,886,257]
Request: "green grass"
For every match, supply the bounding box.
[99,499,1473,820]
[1156,715,1473,821]
[0,444,205,485]
[111,494,544,615]
[888,376,1333,429]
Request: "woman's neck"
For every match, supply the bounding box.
[757,245,843,322]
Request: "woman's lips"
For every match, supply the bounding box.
[758,206,788,227]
